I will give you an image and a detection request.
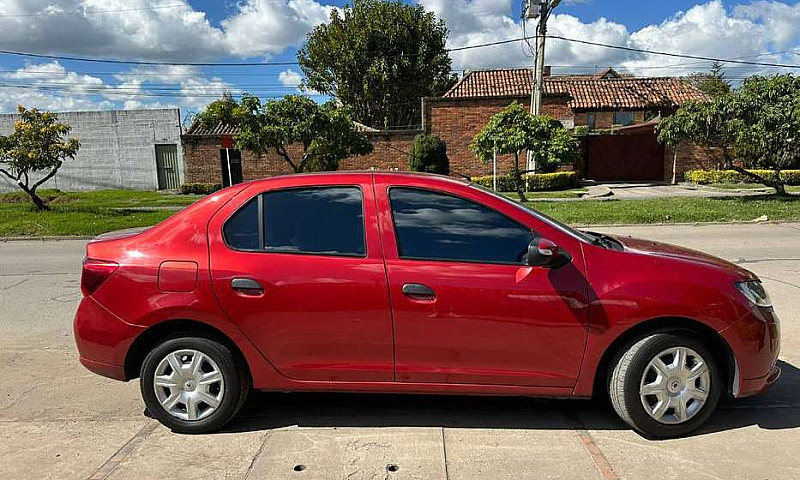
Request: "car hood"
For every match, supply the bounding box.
[613,235,756,280]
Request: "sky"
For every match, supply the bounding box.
[1,0,799,120]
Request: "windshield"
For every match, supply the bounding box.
[469,183,595,244]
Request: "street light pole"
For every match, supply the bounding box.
[525,0,561,116]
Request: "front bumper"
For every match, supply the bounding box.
[73,296,144,381]
[720,306,781,397]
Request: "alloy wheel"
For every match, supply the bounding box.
[639,346,711,425]
[153,349,225,421]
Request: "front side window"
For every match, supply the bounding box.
[389,187,533,264]
[263,187,365,256]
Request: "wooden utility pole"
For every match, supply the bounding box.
[525,0,561,115]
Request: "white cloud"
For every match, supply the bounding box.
[422,0,800,78]
[0,0,337,61]
[278,69,303,87]
[0,62,233,113]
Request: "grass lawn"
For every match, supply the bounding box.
[0,189,202,236]
[696,183,800,193]
[529,195,800,225]
[501,189,588,199]
[2,188,800,237]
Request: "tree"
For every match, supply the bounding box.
[685,61,731,98]
[298,0,457,130]
[471,102,578,202]
[408,134,449,175]
[0,106,80,210]
[658,74,800,195]
[196,94,373,173]
[657,95,741,182]
[734,75,800,196]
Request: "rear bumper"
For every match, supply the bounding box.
[73,296,144,381]
[738,364,781,398]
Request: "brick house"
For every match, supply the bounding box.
[182,67,709,185]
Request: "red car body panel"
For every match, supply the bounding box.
[73,172,781,401]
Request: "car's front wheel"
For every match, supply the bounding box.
[609,333,722,438]
[140,336,249,433]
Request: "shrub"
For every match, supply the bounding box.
[471,172,578,192]
[179,183,223,195]
[684,169,800,185]
[408,134,449,175]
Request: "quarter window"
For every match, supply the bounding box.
[223,197,260,251]
[263,187,365,256]
[389,188,533,264]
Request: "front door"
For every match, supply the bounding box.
[208,177,393,382]
[374,176,590,387]
[155,144,180,190]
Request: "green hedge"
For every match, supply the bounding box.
[472,172,578,191]
[179,183,223,195]
[685,169,800,185]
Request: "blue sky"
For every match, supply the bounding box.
[0,1,799,117]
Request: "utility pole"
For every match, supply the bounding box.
[524,0,561,115]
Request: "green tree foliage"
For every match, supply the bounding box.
[657,74,800,195]
[0,106,80,210]
[684,61,731,98]
[408,134,449,175]
[196,94,373,173]
[298,0,457,130]
[471,102,578,202]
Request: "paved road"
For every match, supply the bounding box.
[1,223,799,480]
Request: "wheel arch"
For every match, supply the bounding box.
[124,319,252,382]
[591,316,738,400]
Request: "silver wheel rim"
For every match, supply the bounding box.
[639,346,710,425]
[153,349,225,421]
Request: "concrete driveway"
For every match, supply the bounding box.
[1,223,798,480]
[583,182,773,200]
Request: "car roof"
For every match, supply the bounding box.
[241,171,472,188]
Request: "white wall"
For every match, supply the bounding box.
[0,108,184,192]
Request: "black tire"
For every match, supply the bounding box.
[608,333,722,438]
[140,336,249,434]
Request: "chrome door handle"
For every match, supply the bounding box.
[402,283,436,299]
[231,278,263,295]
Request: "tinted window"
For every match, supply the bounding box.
[263,187,365,256]
[223,197,260,250]
[389,188,533,264]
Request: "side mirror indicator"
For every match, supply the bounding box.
[525,236,571,269]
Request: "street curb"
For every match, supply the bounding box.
[0,235,94,242]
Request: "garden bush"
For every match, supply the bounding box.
[179,183,223,195]
[471,171,578,192]
[684,169,800,185]
[408,134,449,175]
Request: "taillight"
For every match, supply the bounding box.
[81,258,119,296]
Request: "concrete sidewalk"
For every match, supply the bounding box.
[1,223,798,479]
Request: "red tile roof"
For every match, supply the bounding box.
[183,120,378,137]
[443,68,708,109]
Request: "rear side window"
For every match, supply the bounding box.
[263,187,365,256]
[389,187,532,264]
[223,197,260,250]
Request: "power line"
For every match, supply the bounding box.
[547,35,800,70]
[0,48,300,67]
[0,4,189,19]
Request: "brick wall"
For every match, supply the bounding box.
[574,110,647,129]
[663,143,724,183]
[182,131,418,184]
[422,96,574,178]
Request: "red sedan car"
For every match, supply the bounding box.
[74,172,780,437]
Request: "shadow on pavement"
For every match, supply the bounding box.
[222,360,800,438]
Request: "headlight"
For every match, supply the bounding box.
[735,280,772,308]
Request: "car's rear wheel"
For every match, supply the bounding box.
[140,337,248,433]
[609,333,721,438]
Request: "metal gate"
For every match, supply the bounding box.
[155,144,180,190]
[585,132,665,182]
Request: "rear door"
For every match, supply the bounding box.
[374,175,590,388]
[208,175,394,382]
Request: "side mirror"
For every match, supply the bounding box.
[525,236,572,269]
